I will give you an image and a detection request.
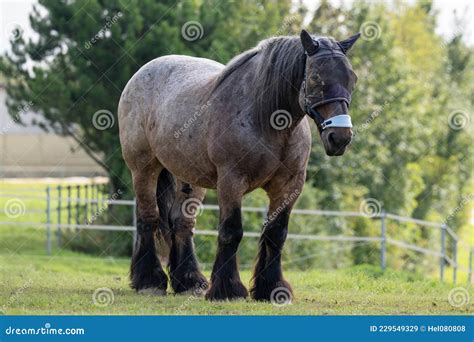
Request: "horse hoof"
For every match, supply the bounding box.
[171,271,209,295]
[138,287,167,296]
[250,279,293,302]
[178,285,208,297]
[205,279,248,301]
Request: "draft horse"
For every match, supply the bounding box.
[118,30,360,301]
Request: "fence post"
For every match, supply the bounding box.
[100,184,106,210]
[93,182,98,214]
[440,223,447,282]
[96,183,100,212]
[67,185,72,226]
[45,186,51,255]
[380,210,387,271]
[84,184,89,223]
[76,185,80,228]
[468,248,473,285]
[56,185,62,247]
[132,197,137,254]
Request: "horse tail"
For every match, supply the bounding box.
[155,168,176,266]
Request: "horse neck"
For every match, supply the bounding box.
[210,45,307,136]
[250,52,306,135]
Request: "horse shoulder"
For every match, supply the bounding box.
[284,117,312,170]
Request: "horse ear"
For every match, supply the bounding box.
[338,33,361,54]
[300,29,319,56]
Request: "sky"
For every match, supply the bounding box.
[0,0,473,53]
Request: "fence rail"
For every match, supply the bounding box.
[0,184,472,285]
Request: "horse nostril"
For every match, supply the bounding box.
[328,133,336,146]
[328,133,351,149]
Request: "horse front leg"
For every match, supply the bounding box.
[250,172,304,301]
[205,175,248,301]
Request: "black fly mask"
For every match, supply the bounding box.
[302,36,358,132]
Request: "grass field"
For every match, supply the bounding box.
[1,248,473,315]
[1,179,473,315]
[1,220,473,315]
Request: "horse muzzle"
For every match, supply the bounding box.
[321,125,353,156]
[307,108,353,156]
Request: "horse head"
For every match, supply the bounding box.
[299,30,360,156]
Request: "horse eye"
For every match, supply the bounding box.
[311,74,324,86]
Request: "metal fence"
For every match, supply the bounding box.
[0,183,472,285]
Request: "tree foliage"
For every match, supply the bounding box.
[304,1,472,225]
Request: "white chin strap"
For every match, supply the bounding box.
[320,114,352,130]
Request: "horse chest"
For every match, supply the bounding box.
[209,135,293,186]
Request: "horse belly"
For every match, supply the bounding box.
[153,134,218,189]
[148,100,218,188]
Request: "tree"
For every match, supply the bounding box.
[0,0,296,196]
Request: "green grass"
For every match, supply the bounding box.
[0,221,472,315]
[1,251,472,315]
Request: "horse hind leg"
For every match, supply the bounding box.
[130,158,169,295]
[169,181,208,294]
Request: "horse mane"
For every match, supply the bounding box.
[213,36,306,133]
[213,48,259,90]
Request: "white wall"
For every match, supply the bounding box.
[0,85,106,177]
